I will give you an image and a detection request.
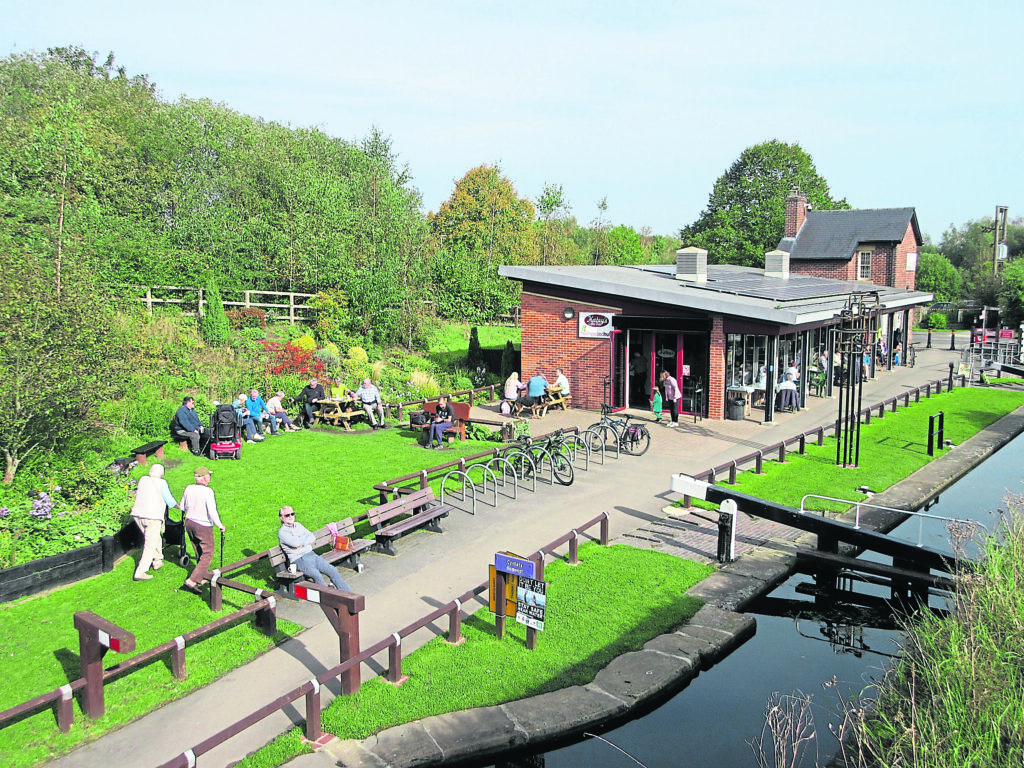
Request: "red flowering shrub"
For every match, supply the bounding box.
[226,308,267,329]
[261,340,326,376]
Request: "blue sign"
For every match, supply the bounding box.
[495,552,536,579]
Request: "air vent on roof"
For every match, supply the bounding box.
[764,250,790,279]
[675,246,708,283]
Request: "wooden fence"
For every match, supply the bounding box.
[123,285,316,324]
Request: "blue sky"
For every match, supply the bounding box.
[4,0,1021,242]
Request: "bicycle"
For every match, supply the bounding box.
[905,343,917,368]
[504,428,575,485]
[585,404,651,456]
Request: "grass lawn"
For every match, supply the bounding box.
[685,387,1024,513]
[426,323,520,367]
[0,424,504,767]
[238,543,715,768]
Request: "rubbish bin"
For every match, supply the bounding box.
[727,397,746,421]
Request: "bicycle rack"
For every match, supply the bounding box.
[579,428,608,463]
[584,426,618,459]
[564,434,592,472]
[502,450,538,493]
[440,470,479,515]
[486,456,520,501]
[463,463,498,508]
[527,446,559,485]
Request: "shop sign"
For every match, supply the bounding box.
[578,312,614,339]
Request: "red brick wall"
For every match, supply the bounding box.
[893,224,918,291]
[785,193,807,238]
[708,315,726,419]
[790,260,856,281]
[791,223,919,290]
[520,293,614,411]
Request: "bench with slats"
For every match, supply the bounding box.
[268,517,372,595]
[408,401,469,442]
[368,487,451,556]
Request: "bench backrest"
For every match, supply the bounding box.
[420,401,469,421]
[367,487,436,527]
[269,516,360,567]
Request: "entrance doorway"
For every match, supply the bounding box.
[619,330,708,418]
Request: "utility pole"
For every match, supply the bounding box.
[989,205,1009,275]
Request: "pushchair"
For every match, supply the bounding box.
[208,403,242,460]
[162,506,192,567]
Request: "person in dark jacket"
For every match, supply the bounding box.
[427,395,454,449]
[172,396,210,455]
[294,378,325,428]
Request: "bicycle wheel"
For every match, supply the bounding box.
[585,424,618,452]
[506,450,535,480]
[621,425,651,456]
[550,452,575,485]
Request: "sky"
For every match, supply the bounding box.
[4,0,1022,243]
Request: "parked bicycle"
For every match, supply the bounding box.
[905,343,917,368]
[503,428,575,485]
[585,404,651,456]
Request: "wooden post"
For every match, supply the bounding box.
[73,612,136,719]
[599,512,610,545]
[304,681,322,742]
[798,434,806,454]
[728,462,737,484]
[448,600,463,644]
[526,556,545,650]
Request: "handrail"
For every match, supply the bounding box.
[799,494,990,543]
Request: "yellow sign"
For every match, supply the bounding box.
[488,565,518,617]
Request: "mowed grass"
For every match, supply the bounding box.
[426,323,520,367]
[690,387,1024,513]
[239,544,714,767]
[0,424,501,768]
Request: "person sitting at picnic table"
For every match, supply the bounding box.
[131,463,178,581]
[246,388,279,436]
[233,394,263,443]
[325,376,349,400]
[785,361,800,381]
[277,506,350,591]
[427,395,455,450]
[266,391,299,431]
[348,377,387,429]
[892,342,902,367]
[171,396,210,456]
[553,368,570,396]
[519,370,549,408]
[294,377,325,428]
[503,372,526,415]
[777,372,798,411]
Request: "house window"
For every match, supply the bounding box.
[858,251,872,280]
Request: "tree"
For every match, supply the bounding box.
[536,182,570,265]
[999,259,1024,327]
[466,326,484,370]
[680,140,848,267]
[500,340,516,379]
[607,225,644,265]
[914,251,961,302]
[591,196,610,265]
[0,255,129,484]
[201,280,230,346]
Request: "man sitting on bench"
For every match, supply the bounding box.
[277,506,351,591]
[350,378,387,429]
[172,396,210,456]
[518,370,549,411]
[553,368,570,397]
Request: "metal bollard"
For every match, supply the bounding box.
[926,329,932,349]
[949,332,956,350]
[717,499,738,563]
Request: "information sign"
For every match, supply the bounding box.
[488,565,518,617]
[495,552,536,579]
[515,576,547,631]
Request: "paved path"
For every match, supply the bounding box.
[47,343,964,768]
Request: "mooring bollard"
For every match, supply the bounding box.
[949,331,956,350]
[926,329,932,348]
[948,361,955,391]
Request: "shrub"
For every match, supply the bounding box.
[467,326,484,370]
[408,370,440,398]
[314,348,341,373]
[261,340,325,377]
[226,307,267,329]
[924,312,948,330]
[292,334,317,353]
[200,282,230,346]
[501,340,517,379]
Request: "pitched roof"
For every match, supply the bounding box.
[778,208,921,261]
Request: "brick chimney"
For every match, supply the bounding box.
[785,188,807,238]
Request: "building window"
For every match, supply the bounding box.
[726,334,768,388]
[858,251,872,280]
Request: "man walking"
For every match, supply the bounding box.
[130,463,178,581]
[180,466,225,595]
[277,506,351,591]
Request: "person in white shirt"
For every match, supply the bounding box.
[131,464,178,581]
[553,368,570,396]
[179,466,225,595]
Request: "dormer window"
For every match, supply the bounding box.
[858,250,873,280]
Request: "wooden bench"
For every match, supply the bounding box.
[130,440,167,465]
[409,401,469,443]
[313,399,365,430]
[368,488,451,556]
[546,393,572,411]
[268,516,373,595]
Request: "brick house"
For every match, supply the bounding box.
[500,248,931,422]
[778,190,922,291]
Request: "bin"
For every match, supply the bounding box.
[727,397,746,421]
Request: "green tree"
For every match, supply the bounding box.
[500,339,516,379]
[467,326,483,370]
[607,224,644,264]
[201,281,230,346]
[999,259,1024,327]
[536,182,570,265]
[0,255,129,484]
[915,251,961,302]
[681,140,849,267]
[591,196,610,265]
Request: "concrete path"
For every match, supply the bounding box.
[46,343,965,768]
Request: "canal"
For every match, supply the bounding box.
[534,433,1023,768]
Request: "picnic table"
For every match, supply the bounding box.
[545,385,572,412]
[313,397,362,430]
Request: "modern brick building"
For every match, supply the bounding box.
[500,244,931,422]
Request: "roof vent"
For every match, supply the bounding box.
[764,250,790,279]
[675,246,708,283]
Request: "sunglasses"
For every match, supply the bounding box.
[280,512,295,518]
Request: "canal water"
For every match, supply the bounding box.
[532,433,1024,768]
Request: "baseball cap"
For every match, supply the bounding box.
[194,466,213,479]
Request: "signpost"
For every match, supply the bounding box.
[491,552,547,647]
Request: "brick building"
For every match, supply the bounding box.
[500,247,931,422]
[779,190,922,291]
